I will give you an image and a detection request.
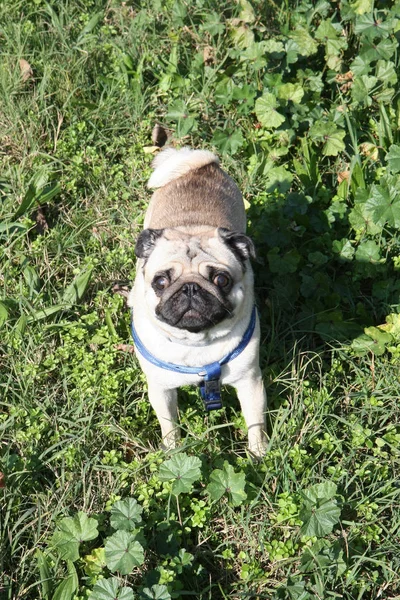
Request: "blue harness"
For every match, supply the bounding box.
[131,306,257,411]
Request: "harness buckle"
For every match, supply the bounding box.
[199,378,223,411]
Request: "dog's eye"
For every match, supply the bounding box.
[153,275,169,291]
[213,273,231,288]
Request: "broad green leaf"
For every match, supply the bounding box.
[105,530,144,575]
[300,539,346,577]
[62,266,93,305]
[350,54,371,77]
[229,23,254,49]
[285,38,300,65]
[166,100,195,122]
[360,38,397,62]
[364,180,400,228]
[355,240,381,263]
[268,248,301,275]
[238,0,255,23]
[323,130,345,156]
[240,41,268,70]
[52,561,78,600]
[316,320,363,342]
[376,60,397,85]
[302,481,338,504]
[199,12,224,36]
[299,481,341,537]
[277,578,309,600]
[254,93,285,129]
[355,14,393,38]
[386,145,400,173]
[351,75,377,106]
[288,28,318,56]
[232,84,256,114]
[352,0,373,14]
[348,204,382,235]
[140,584,172,600]
[379,313,400,338]
[206,461,247,506]
[176,116,195,137]
[332,239,355,261]
[263,39,285,55]
[214,77,234,106]
[352,331,390,356]
[52,512,98,562]
[83,547,106,578]
[110,498,143,531]
[365,326,392,341]
[211,130,244,156]
[315,20,340,42]
[158,452,201,495]
[309,122,345,156]
[278,83,304,104]
[265,166,293,193]
[88,578,135,600]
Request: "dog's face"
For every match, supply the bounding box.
[135,227,255,334]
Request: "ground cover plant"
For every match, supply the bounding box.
[1,0,400,597]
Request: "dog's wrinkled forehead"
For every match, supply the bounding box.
[145,229,239,278]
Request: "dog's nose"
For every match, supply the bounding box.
[181,282,199,296]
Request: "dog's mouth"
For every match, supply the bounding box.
[155,284,232,333]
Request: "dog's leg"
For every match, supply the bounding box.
[147,382,180,450]
[234,370,267,458]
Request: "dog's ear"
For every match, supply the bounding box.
[218,228,256,262]
[135,229,164,259]
[151,123,169,148]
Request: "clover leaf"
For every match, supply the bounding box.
[206,461,247,506]
[158,452,202,495]
[52,512,98,562]
[105,530,144,575]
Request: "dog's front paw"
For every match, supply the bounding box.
[248,436,268,460]
[160,429,181,452]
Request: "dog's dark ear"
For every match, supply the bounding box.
[218,228,256,262]
[135,229,164,259]
[151,124,169,148]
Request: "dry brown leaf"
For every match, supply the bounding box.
[19,58,34,82]
[203,45,214,65]
[338,170,350,184]
[115,344,135,353]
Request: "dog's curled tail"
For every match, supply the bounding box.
[147,148,219,189]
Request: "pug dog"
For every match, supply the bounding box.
[127,147,267,457]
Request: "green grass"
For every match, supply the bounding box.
[1,0,400,598]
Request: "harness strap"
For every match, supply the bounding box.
[131,306,257,411]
